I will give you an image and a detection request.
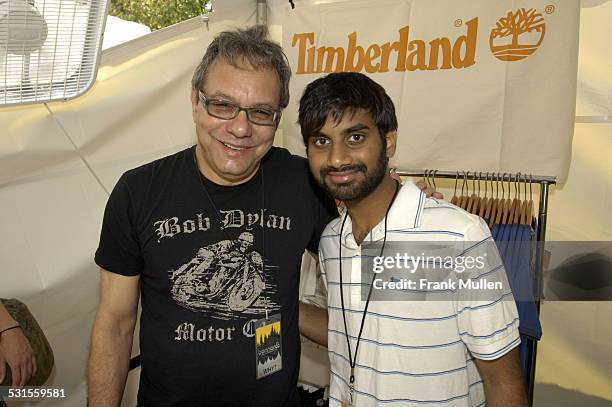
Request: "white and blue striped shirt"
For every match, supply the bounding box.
[320,181,520,406]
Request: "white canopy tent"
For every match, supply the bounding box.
[0,0,611,405]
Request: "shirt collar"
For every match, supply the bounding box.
[330,180,426,249]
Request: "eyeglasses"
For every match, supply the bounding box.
[198,90,281,126]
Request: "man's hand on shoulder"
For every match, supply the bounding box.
[415,178,444,199]
[390,171,444,199]
[389,169,444,199]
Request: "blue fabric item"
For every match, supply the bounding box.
[518,335,537,387]
[491,224,542,340]
[491,223,542,385]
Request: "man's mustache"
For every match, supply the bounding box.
[320,164,367,178]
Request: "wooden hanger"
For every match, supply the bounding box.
[494,174,504,225]
[465,171,478,213]
[485,173,496,223]
[496,173,508,225]
[519,174,527,224]
[488,173,500,228]
[508,174,521,225]
[421,170,430,202]
[501,173,513,225]
[514,174,523,224]
[423,169,435,201]
[472,173,482,214]
[526,174,534,226]
[512,173,524,224]
[430,170,439,201]
[517,174,524,224]
[476,172,486,215]
[459,172,469,209]
[450,171,460,206]
[478,172,489,220]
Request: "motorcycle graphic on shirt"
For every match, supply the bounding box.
[169,232,276,319]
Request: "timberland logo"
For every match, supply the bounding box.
[291,6,556,74]
[291,18,478,74]
[489,7,552,61]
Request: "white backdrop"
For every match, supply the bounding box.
[276,0,579,183]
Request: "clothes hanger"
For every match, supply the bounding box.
[451,171,460,205]
[486,172,496,223]
[495,172,506,225]
[519,173,528,225]
[501,173,512,225]
[527,174,534,226]
[487,173,497,227]
[516,173,523,224]
[495,173,507,225]
[466,172,477,213]
[425,169,435,199]
[488,173,500,228]
[473,172,481,214]
[508,173,520,225]
[422,169,430,197]
[472,172,483,215]
[459,171,469,209]
[458,171,466,209]
[505,173,515,224]
[513,173,523,224]
[431,170,438,200]
[479,172,489,219]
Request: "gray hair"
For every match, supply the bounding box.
[191,26,291,109]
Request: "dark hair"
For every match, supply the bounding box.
[298,72,398,145]
[191,26,291,109]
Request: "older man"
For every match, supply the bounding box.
[88,26,338,406]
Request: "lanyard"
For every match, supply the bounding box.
[338,181,399,403]
[192,147,270,319]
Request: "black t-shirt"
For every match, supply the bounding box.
[95,146,337,406]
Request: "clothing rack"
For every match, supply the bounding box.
[396,170,556,407]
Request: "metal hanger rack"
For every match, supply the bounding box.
[396,169,557,407]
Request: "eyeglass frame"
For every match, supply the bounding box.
[197,90,282,126]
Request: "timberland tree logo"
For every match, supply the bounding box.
[489,7,548,61]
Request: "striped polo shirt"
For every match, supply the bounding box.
[319,181,520,406]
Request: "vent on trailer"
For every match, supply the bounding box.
[0,0,109,106]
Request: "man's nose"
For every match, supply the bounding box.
[227,110,252,138]
[327,142,352,169]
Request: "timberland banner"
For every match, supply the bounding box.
[281,0,579,183]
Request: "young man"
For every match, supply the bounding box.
[299,72,527,406]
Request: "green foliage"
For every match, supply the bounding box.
[109,0,210,31]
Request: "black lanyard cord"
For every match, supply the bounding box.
[192,147,270,319]
[338,180,400,387]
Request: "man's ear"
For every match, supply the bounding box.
[190,88,199,122]
[385,131,398,158]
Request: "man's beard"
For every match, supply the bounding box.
[318,144,388,202]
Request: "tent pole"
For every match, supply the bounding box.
[256,0,267,26]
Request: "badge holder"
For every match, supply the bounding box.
[254,309,282,379]
[341,369,355,407]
